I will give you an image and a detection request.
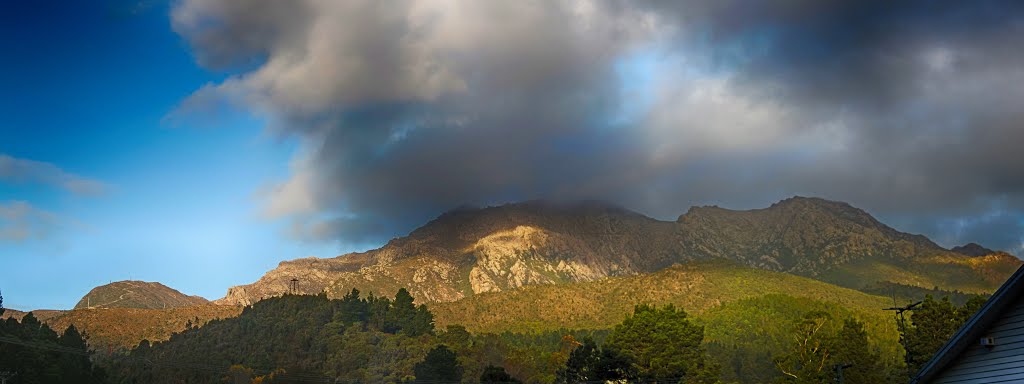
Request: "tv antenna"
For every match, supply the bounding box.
[885,298,923,375]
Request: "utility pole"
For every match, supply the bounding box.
[289,278,299,294]
[884,299,923,377]
[0,371,17,384]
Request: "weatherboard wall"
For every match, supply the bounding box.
[931,293,1024,383]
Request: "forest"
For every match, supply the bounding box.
[0,288,988,383]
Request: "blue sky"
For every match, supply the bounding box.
[0,1,341,310]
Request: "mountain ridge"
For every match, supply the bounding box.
[216,196,1020,306]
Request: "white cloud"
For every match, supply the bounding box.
[0,201,63,242]
[0,154,108,196]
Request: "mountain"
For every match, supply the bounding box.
[951,242,1000,257]
[217,197,1020,306]
[218,200,683,305]
[75,280,209,310]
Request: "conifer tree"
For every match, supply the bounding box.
[827,318,885,384]
[480,365,520,383]
[414,345,462,383]
[604,304,717,383]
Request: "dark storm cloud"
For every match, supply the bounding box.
[173,0,1024,253]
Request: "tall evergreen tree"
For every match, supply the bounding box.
[899,294,987,375]
[337,288,369,325]
[480,365,521,383]
[904,296,959,373]
[604,304,718,383]
[407,304,435,336]
[827,318,885,384]
[556,337,634,384]
[367,294,391,331]
[414,345,462,383]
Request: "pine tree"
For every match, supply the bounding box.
[414,345,462,383]
[556,337,634,383]
[604,304,717,383]
[827,318,885,384]
[367,295,391,331]
[387,288,418,334]
[904,296,959,373]
[480,365,521,383]
[406,304,434,336]
[901,295,987,374]
[337,288,368,325]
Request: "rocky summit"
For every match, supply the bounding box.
[951,242,1001,257]
[216,197,1021,305]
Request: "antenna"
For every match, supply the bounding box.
[289,278,299,295]
[884,300,923,377]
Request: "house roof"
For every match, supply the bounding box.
[911,263,1024,383]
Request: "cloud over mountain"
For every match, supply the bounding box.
[172,0,1024,253]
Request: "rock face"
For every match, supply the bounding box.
[217,197,1021,305]
[75,281,209,310]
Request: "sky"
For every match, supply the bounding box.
[2,0,1023,310]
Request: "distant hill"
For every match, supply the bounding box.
[951,242,1000,257]
[0,308,66,322]
[75,280,209,310]
[0,308,27,320]
[44,305,242,350]
[217,197,1019,306]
